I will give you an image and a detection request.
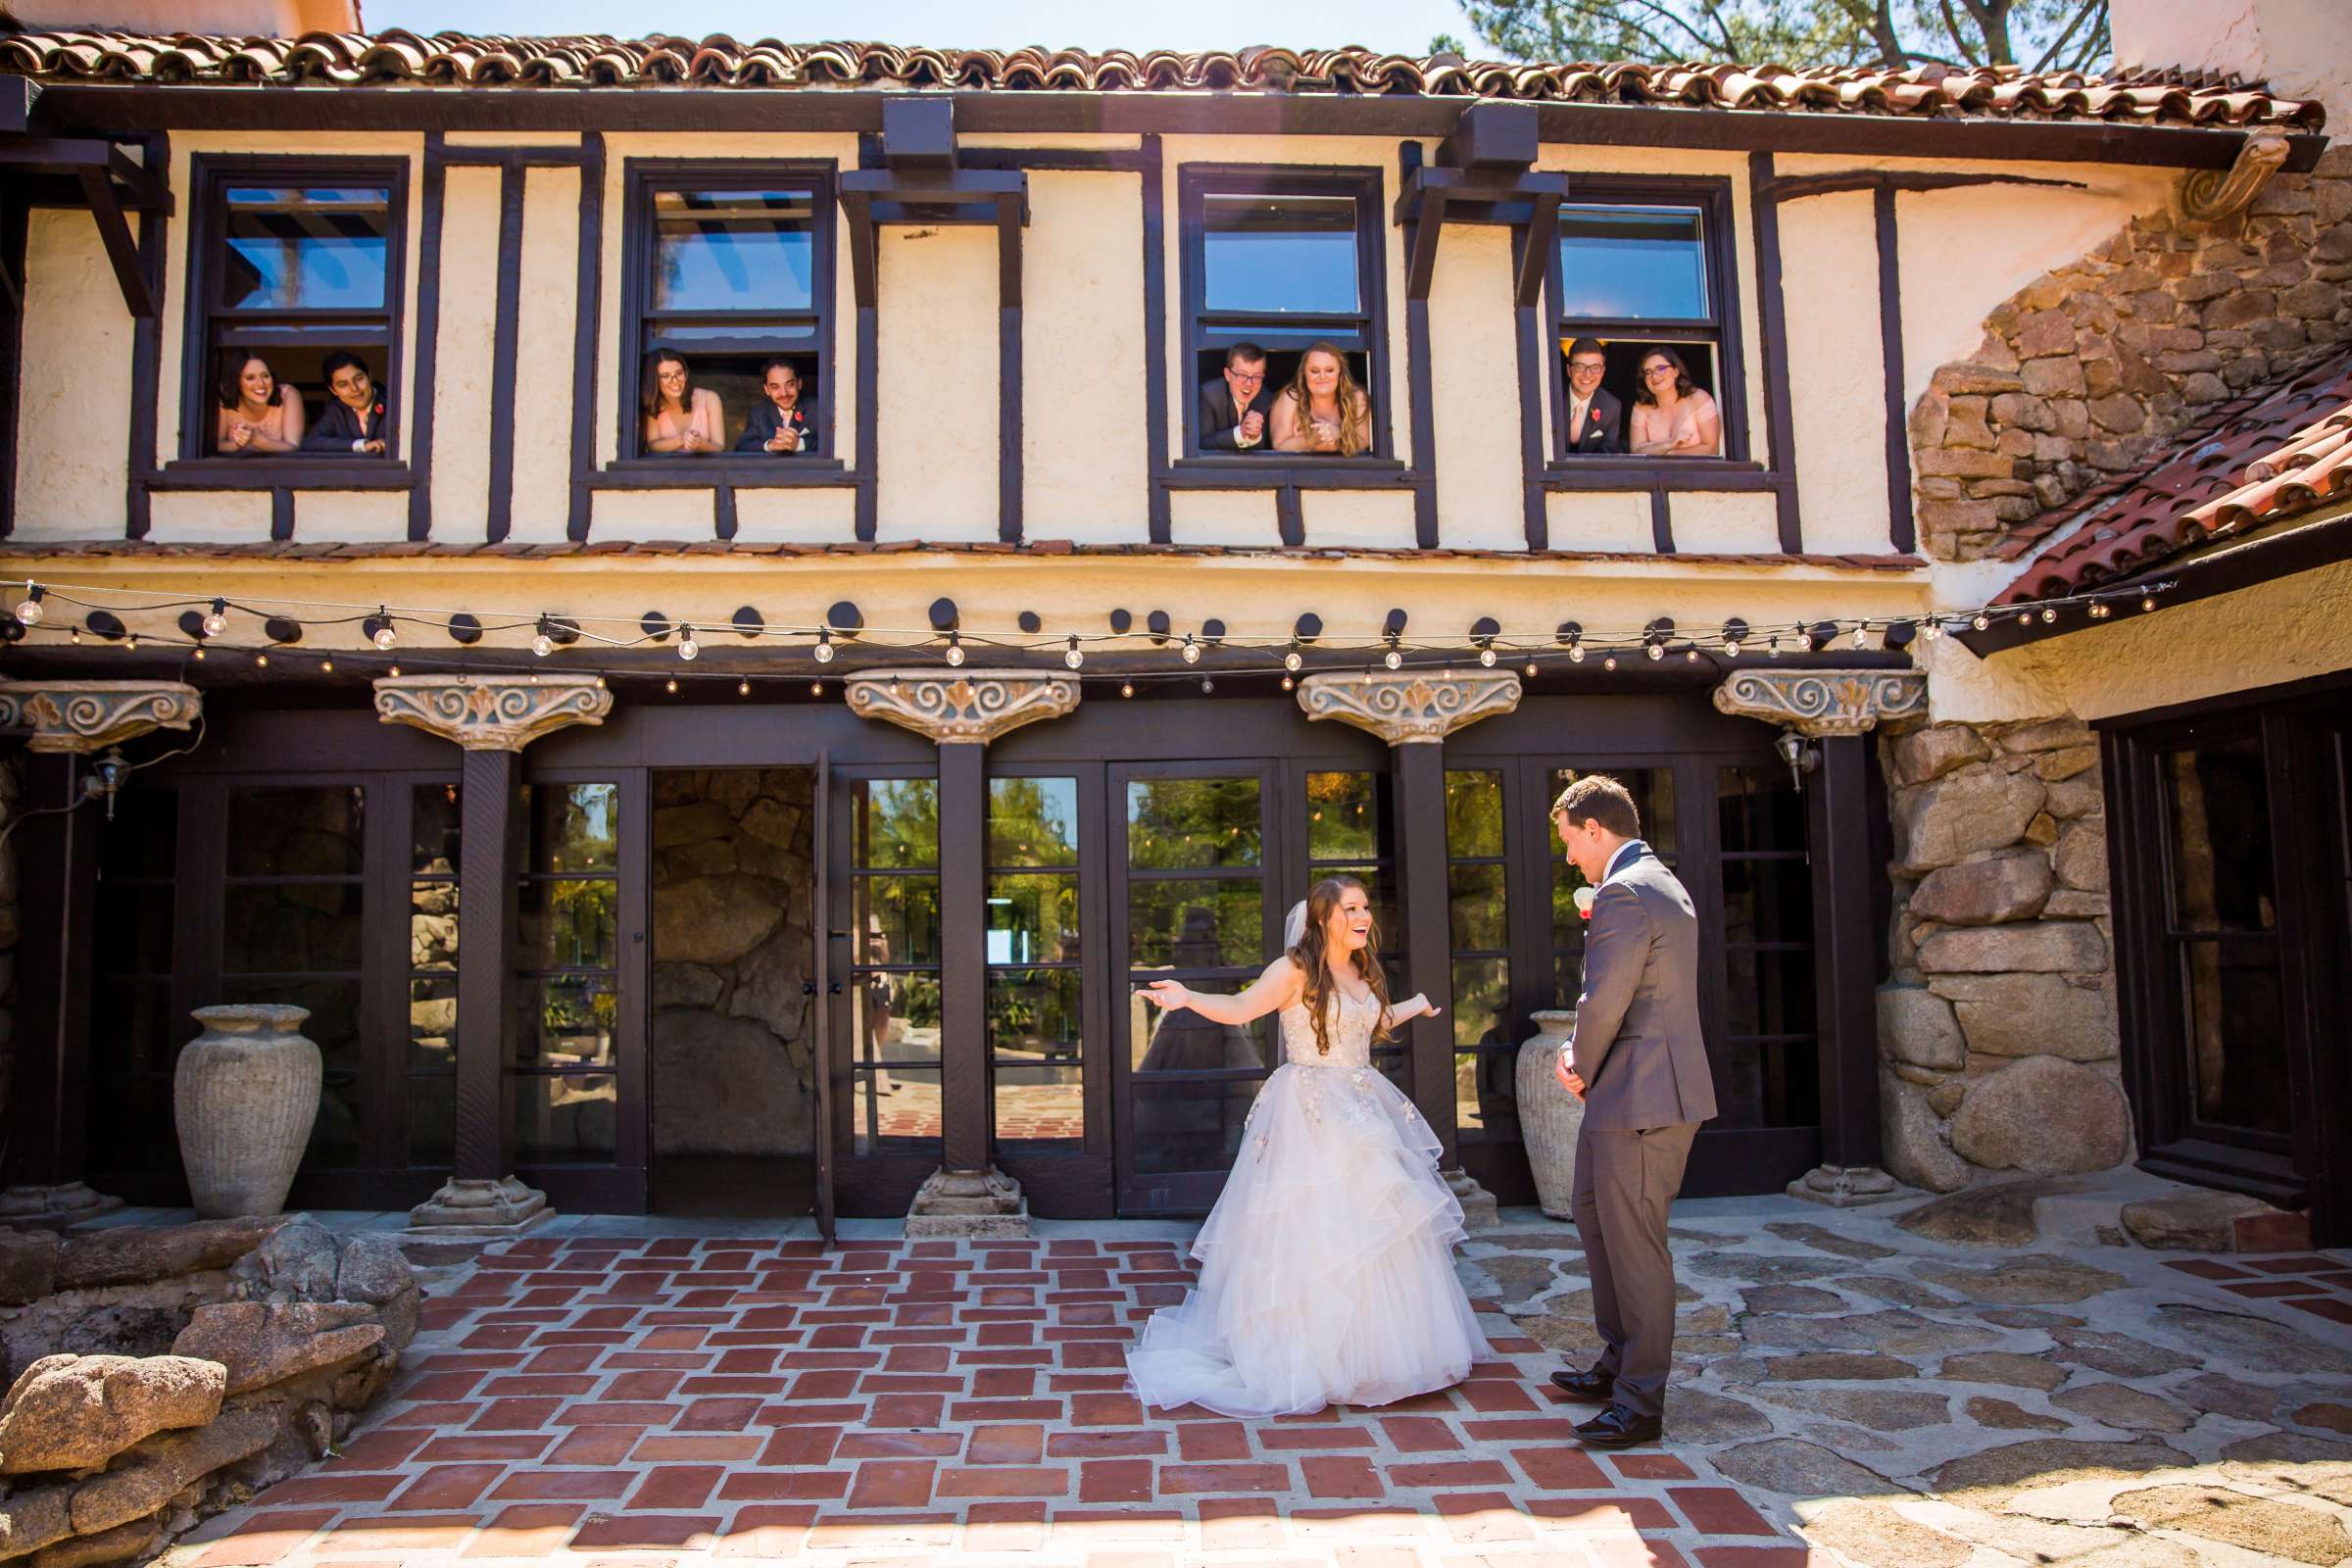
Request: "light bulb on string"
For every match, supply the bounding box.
[594,674,607,690]
[1973,612,1990,631]
[1604,655,1619,671]
[1200,677,1213,693]
[1120,681,1135,699]
[1569,643,1585,663]
[1180,635,1200,664]
[1923,620,1943,640]
[809,681,823,697]
[254,650,267,667]
[679,625,700,662]
[1477,642,1496,667]
[814,629,835,663]
[945,633,964,667]
[1383,636,1403,670]
[387,662,401,677]
[14,583,43,626]
[1064,636,1084,670]
[318,655,332,672]
[2141,594,2157,612]
[125,633,139,652]
[70,627,81,645]
[192,646,206,662]
[372,608,397,650]
[531,616,555,658]
[1280,674,1295,692]
[1524,661,1538,677]
[1685,649,1698,662]
[203,598,228,638]
[1851,623,1871,649]
[1645,642,1663,662]
[2040,607,2057,623]
[738,679,751,697]
[1283,643,1302,673]
[665,676,679,694]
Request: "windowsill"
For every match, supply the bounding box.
[1162,456,1411,488]
[596,457,854,488]
[1538,458,1776,490]
[152,458,413,490]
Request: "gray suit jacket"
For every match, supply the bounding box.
[1565,848,1719,1132]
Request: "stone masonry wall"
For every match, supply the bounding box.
[1876,717,2130,1192]
[1911,145,2352,561]
[649,768,816,1159]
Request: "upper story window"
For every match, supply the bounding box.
[1547,179,1744,464]
[620,163,836,462]
[1180,169,1389,462]
[181,159,408,462]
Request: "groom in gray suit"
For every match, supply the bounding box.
[1547,775,1717,1447]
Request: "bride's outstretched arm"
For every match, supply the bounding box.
[1138,956,1301,1025]
[1388,993,1443,1023]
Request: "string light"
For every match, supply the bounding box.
[1923,620,1943,640]
[387,662,401,677]
[1645,641,1663,662]
[1120,681,1135,699]
[678,625,700,662]
[15,583,44,626]
[809,681,823,696]
[1478,644,1496,668]
[1280,674,1295,691]
[1284,643,1303,673]
[2040,607,2057,623]
[1604,656,1619,671]
[1569,643,1586,663]
[318,656,332,672]
[738,678,751,696]
[665,676,679,694]
[1200,677,1213,693]
[2141,593,2157,612]
[371,609,397,651]
[531,616,555,659]
[202,598,228,638]
[254,651,267,667]
[1064,636,1083,670]
[594,674,607,689]
[1180,635,1200,664]
[814,629,835,663]
[1973,612,1990,631]
[1524,661,1538,677]
[1851,623,1871,649]
[945,632,964,667]
[192,646,206,661]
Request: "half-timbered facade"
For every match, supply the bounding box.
[0,11,2344,1242]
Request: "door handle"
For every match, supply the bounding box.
[803,982,817,997]
[829,982,844,995]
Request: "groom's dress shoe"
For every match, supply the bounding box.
[1573,1403,1663,1448]
[1547,1366,1615,1402]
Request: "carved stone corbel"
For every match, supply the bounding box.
[1710,668,1928,738]
[2178,130,2291,225]
[844,670,1080,745]
[0,680,201,754]
[1297,670,1521,745]
[372,674,612,752]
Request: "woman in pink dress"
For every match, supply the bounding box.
[1628,347,1722,457]
[640,351,723,455]
[215,354,306,455]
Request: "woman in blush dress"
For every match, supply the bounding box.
[1628,346,1722,457]
[216,354,305,455]
[1270,341,1374,457]
[1125,875,1489,1418]
[641,351,723,455]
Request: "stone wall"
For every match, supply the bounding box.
[1910,145,2352,561]
[1876,717,2131,1192]
[650,769,816,1158]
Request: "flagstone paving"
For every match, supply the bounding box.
[161,1189,2352,1568]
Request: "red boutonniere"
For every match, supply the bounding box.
[1574,887,1596,922]
[372,404,384,416]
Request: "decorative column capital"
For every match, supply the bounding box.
[0,680,201,754]
[1711,668,1928,737]
[844,669,1080,745]
[1297,670,1520,745]
[373,674,612,752]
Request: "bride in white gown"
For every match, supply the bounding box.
[1124,875,1491,1418]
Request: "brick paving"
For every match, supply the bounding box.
[173,1234,1817,1568]
[2166,1252,2352,1326]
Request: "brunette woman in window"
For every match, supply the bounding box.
[1628,346,1722,458]
[1271,341,1372,457]
[640,350,722,455]
[216,353,306,456]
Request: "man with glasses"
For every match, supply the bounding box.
[1200,342,1274,453]
[1562,338,1623,456]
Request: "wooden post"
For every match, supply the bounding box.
[454,748,520,1183]
[937,741,989,1174]
[2,757,99,1206]
[1393,739,1457,1165]
[1808,734,1883,1174]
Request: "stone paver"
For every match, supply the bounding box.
[153,1189,2352,1568]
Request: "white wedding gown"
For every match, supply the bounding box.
[1125,986,1489,1417]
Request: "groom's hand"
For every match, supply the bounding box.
[1554,1049,1587,1101]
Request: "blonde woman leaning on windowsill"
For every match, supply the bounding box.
[1628,346,1722,458]
[1270,341,1373,457]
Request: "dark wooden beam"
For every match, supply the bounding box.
[454,748,520,1183]
[485,163,526,543]
[1440,100,1539,172]
[3,757,97,1194]
[999,199,1023,546]
[1769,169,2086,203]
[1141,135,1170,547]
[1648,485,1674,553]
[0,195,24,536]
[565,133,605,542]
[936,742,988,1173]
[1747,151,1802,554]
[1509,192,1560,308]
[0,76,35,135]
[121,131,165,540]
[74,165,154,319]
[882,96,956,170]
[1874,186,1917,556]
[1808,734,1883,1173]
[1392,741,1458,1167]
[408,135,449,541]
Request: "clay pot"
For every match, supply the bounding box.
[173,1004,320,1218]
[1513,1008,1584,1220]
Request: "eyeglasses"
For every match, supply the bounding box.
[1642,364,1678,378]
[1568,361,1606,375]
[1227,370,1265,385]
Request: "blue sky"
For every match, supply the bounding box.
[362,0,1482,54]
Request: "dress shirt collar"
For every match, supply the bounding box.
[1603,838,1648,882]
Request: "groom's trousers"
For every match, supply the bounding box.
[1571,1120,1699,1421]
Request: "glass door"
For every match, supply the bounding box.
[1110,761,1281,1215]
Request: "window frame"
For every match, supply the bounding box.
[1176,164,1396,468]
[173,154,413,472]
[614,158,841,471]
[1542,174,1752,472]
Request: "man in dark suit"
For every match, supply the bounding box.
[1199,342,1273,454]
[735,358,817,455]
[1562,338,1623,455]
[300,351,388,455]
[1549,774,1717,1447]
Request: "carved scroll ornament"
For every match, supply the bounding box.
[0,680,201,754]
[845,670,1080,745]
[1710,668,1928,737]
[373,674,612,752]
[1297,670,1521,745]
[2179,131,2291,225]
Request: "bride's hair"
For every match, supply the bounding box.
[1288,874,1394,1057]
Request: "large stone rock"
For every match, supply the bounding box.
[2148,1305,2352,1376]
[1930,1438,2193,1508]
[726,922,811,1046]
[1912,1254,2129,1304]
[738,798,803,850]
[1917,921,2105,975]
[332,1235,413,1308]
[1997,717,2093,754]
[2121,1189,2281,1250]
[0,1356,224,1474]
[1948,1057,2130,1173]
[27,1515,160,1568]
[2052,818,2109,890]
[0,1484,74,1562]
[1909,852,2053,926]
[51,1219,280,1292]
[1878,985,1965,1071]
[652,800,737,850]
[1761,1352,1917,1382]
[654,874,785,967]
[66,1406,276,1537]
[1892,725,1991,786]
[652,961,724,1010]
[2113,1484,2352,1564]
[171,1302,385,1396]
[1897,767,2046,872]
[1740,1309,1998,1357]
[2047,1326,2196,1378]
[1938,1351,2066,1392]
[1880,1073,1970,1194]
[1661,1389,1775,1444]
[1894,1178,2087,1247]
[0,1232,59,1306]
[1759,1222,1896,1261]
[1802,1499,1973,1568]
[1710,1438,1910,1498]
[1927,973,2116,1060]
[2051,1383,2193,1434]
[651,1012,813,1156]
[228,1218,338,1302]
[1751,1386,1952,1431]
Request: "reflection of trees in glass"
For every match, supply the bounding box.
[1127,779,1260,869]
[532,783,616,872]
[988,778,1077,866]
[1446,770,1504,857]
[858,780,939,869]
[1306,771,1380,860]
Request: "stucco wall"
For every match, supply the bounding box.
[15,211,131,539]
[874,225,1000,543]
[1022,171,1148,541]
[1781,189,1891,556]
[1428,225,1525,552]
[428,167,502,540]
[509,167,583,543]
